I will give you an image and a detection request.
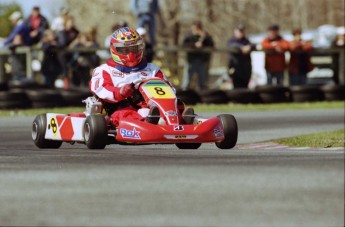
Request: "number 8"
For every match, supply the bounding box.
[154,87,166,95]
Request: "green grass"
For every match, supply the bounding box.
[275,129,345,148]
[0,101,343,117]
[193,101,344,112]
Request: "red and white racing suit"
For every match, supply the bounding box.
[89,58,172,126]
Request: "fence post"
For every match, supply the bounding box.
[25,47,33,79]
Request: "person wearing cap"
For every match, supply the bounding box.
[136,27,154,62]
[181,20,214,90]
[288,28,314,85]
[25,6,49,44]
[261,24,289,85]
[4,11,31,46]
[227,24,256,88]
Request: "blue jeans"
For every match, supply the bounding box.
[182,59,208,90]
[289,73,307,86]
[267,72,284,85]
[137,14,155,46]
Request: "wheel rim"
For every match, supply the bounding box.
[32,122,38,141]
[84,123,90,142]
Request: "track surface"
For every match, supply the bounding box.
[0,109,344,226]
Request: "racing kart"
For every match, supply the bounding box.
[32,78,238,149]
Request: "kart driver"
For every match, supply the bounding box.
[89,27,194,126]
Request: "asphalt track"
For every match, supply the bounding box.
[0,109,344,226]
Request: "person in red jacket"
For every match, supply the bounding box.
[261,25,289,85]
[288,29,314,85]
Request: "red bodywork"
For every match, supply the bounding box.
[116,117,224,143]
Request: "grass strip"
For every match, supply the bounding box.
[274,129,345,148]
[0,101,343,117]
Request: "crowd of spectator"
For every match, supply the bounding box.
[1,3,344,90]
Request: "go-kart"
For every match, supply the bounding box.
[32,78,238,149]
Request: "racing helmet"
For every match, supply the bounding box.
[110,27,145,67]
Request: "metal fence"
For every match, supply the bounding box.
[0,46,344,88]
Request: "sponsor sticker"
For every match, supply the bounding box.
[165,110,178,117]
[120,128,141,139]
[214,128,223,138]
[174,125,184,131]
[112,70,125,77]
[164,135,198,140]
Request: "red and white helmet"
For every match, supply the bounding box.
[110,27,145,67]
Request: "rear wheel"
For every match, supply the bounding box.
[32,114,62,149]
[84,115,107,149]
[215,114,238,149]
[176,143,202,149]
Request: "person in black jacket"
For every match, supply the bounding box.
[181,20,214,90]
[25,6,49,45]
[227,24,255,88]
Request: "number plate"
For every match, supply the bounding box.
[142,80,175,99]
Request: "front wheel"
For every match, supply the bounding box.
[215,114,238,149]
[84,115,108,149]
[32,114,62,149]
[176,143,202,149]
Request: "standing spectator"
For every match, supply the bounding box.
[56,16,79,48]
[288,29,314,86]
[41,30,62,88]
[25,6,49,45]
[70,31,100,87]
[104,21,128,48]
[130,0,158,46]
[227,24,255,88]
[137,27,154,62]
[56,16,79,88]
[4,11,31,46]
[181,20,214,91]
[261,24,289,85]
[8,34,26,80]
[51,7,69,32]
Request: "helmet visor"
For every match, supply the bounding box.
[114,43,144,55]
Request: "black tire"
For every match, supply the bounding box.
[27,89,65,108]
[0,91,31,109]
[59,89,91,106]
[290,85,324,102]
[321,85,345,101]
[0,82,9,91]
[176,89,201,105]
[176,143,202,149]
[199,90,228,104]
[32,114,62,149]
[215,114,238,149]
[8,79,38,89]
[84,115,108,149]
[226,89,262,104]
[255,85,291,103]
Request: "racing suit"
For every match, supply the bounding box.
[89,58,173,126]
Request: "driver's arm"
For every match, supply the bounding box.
[90,68,129,103]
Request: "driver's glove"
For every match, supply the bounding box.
[120,84,135,98]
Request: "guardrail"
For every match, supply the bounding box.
[0,46,344,85]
